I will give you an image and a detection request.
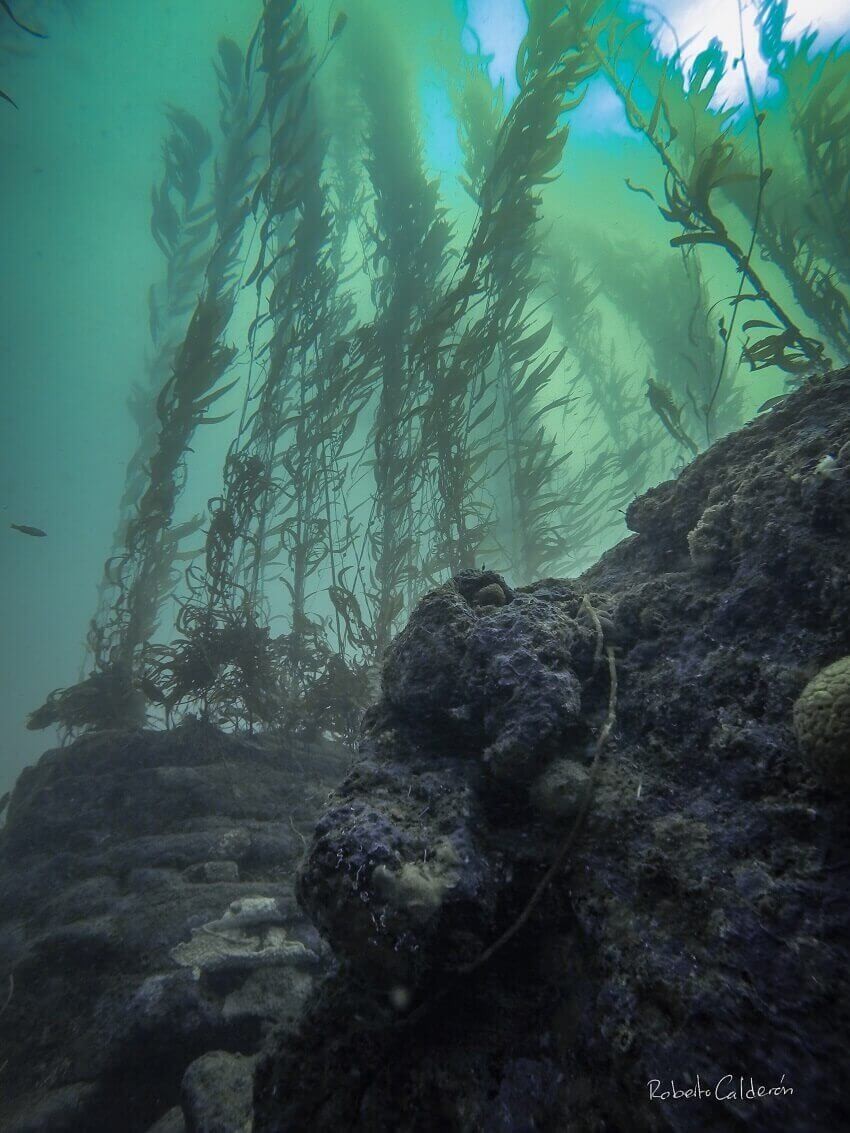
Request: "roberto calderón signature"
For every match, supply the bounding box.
[647,1075,793,1102]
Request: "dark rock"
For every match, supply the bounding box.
[5,1083,102,1133]
[0,723,349,1133]
[183,861,240,883]
[381,571,598,782]
[256,368,850,1133]
[181,1051,255,1133]
[145,1109,186,1133]
[529,755,590,821]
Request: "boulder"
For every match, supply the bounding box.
[0,721,348,1132]
[256,368,850,1133]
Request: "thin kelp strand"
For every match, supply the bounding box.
[704,0,770,441]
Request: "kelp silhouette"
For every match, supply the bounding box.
[23,0,849,740]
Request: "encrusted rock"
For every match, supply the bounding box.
[145,1109,186,1133]
[471,582,508,607]
[0,723,348,1132]
[295,570,609,990]
[257,368,850,1133]
[170,897,314,973]
[296,750,497,989]
[183,861,240,884]
[687,500,732,573]
[181,1051,256,1133]
[529,757,590,821]
[793,656,850,789]
[381,570,597,783]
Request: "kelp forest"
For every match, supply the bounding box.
[10,0,850,747]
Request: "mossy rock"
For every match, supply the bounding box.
[471,582,508,607]
[793,656,850,789]
[530,757,589,821]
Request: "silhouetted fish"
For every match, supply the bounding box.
[10,523,47,537]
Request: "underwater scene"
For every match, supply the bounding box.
[1,0,849,1129]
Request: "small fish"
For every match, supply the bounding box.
[10,523,47,537]
[313,8,348,76]
[757,394,789,414]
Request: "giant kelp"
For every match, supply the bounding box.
[353,3,456,649]
[86,104,216,674]
[413,0,605,581]
[29,31,261,734]
[596,10,827,395]
[142,1,372,737]
[759,0,850,286]
[577,229,745,445]
[24,0,850,743]
[628,24,844,368]
[103,45,257,664]
[546,245,657,551]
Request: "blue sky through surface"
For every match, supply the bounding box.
[463,0,850,122]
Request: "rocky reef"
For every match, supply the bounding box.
[0,370,848,1133]
[0,722,348,1132]
[255,368,850,1132]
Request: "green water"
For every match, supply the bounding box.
[1,0,848,787]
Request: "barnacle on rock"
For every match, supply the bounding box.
[793,656,850,789]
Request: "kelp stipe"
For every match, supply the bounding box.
[29,38,261,736]
[148,1,371,738]
[753,0,850,364]
[546,247,655,549]
[21,0,850,746]
[758,0,850,286]
[86,107,216,677]
[621,16,849,377]
[102,39,259,685]
[409,0,607,584]
[570,2,830,434]
[351,3,455,649]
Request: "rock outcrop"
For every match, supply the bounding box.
[0,721,348,1132]
[255,369,850,1132]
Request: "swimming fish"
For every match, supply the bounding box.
[313,9,348,76]
[646,377,699,457]
[10,523,47,537]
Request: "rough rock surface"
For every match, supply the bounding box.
[793,655,850,787]
[181,1050,255,1133]
[255,368,850,1132]
[0,720,348,1132]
